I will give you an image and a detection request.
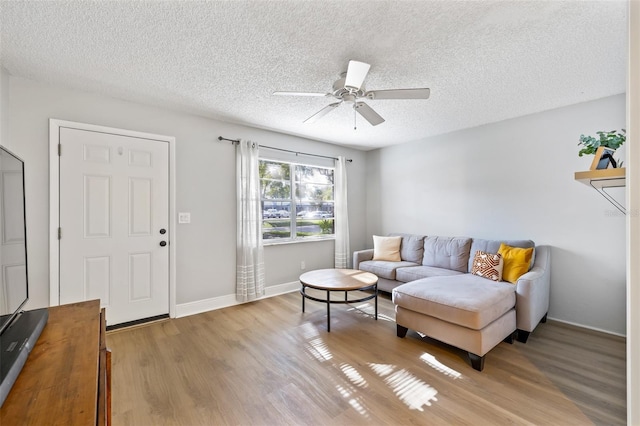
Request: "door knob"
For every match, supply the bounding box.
[159,228,166,234]
[160,241,167,247]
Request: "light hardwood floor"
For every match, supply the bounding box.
[107,291,626,425]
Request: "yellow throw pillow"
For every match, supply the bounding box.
[372,235,402,261]
[498,243,534,284]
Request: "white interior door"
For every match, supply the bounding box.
[58,127,169,325]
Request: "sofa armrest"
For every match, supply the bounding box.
[514,245,551,333]
[353,249,374,270]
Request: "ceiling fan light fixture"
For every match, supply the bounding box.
[342,93,357,104]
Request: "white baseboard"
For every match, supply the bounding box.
[175,281,299,318]
[548,316,626,338]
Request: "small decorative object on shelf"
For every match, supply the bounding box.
[590,146,617,170]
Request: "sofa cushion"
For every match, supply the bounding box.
[372,235,402,261]
[395,265,464,283]
[498,243,534,284]
[470,250,504,282]
[422,236,472,273]
[392,274,516,330]
[468,238,535,273]
[359,260,419,280]
[389,233,425,263]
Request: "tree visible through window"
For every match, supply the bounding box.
[259,159,334,241]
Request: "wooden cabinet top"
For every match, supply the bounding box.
[0,300,101,425]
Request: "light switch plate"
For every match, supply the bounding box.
[178,212,191,224]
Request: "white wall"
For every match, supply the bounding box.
[7,76,368,310]
[0,67,8,147]
[366,94,626,335]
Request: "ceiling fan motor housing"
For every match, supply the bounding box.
[332,75,365,101]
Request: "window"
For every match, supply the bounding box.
[260,159,334,242]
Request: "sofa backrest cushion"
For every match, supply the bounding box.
[389,233,425,263]
[468,238,535,273]
[422,236,472,272]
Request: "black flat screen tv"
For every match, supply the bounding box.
[0,145,48,407]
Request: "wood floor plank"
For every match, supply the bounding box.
[107,291,626,425]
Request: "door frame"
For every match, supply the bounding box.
[48,119,177,318]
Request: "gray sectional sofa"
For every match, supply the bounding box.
[353,233,551,371]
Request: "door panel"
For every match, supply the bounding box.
[129,252,152,301]
[84,256,111,303]
[84,175,111,237]
[129,178,152,236]
[59,127,169,325]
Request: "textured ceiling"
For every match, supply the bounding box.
[0,1,628,150]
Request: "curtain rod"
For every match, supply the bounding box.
[217,136,352,163]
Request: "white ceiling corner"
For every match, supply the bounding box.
[0,0,628,150]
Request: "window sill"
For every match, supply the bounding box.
[263,235,335,247]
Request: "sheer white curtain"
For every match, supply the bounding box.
[334,156,350,268]
[236,139,265,302]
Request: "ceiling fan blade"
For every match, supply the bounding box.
[304,102,341,123]
[365,88,431,100]
[344,60,371,91]
[354,102,385,126]
[273,91,329,97]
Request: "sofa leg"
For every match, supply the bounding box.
[516,329,530,343]
[469,353,485,371]
[503,331,515,344]
[396,324,408,338]
[541,313,548,323]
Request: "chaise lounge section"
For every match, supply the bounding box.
[353,234,551,371]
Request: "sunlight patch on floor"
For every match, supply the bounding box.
[346,304,394,322]
[340,363,368,388]
[335,384,369,418]
[305,337,333,362]
[300,323,333,362]
[299,322,371,418]
[300,322,319,340]
[376,312,395,322]
[419,353,462,379]
[368,363,438,411]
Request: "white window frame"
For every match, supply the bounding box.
[260,157,335,245]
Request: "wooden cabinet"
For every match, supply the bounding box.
[0,300,111,425]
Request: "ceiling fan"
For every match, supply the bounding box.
[273,60,430,128]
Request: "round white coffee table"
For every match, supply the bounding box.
[299,268,378,332]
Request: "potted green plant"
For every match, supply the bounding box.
[578,129,626,157]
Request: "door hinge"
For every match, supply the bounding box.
[58,227,61,240]
[58,143,61,156]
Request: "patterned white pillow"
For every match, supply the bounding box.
[471,250,504,282]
